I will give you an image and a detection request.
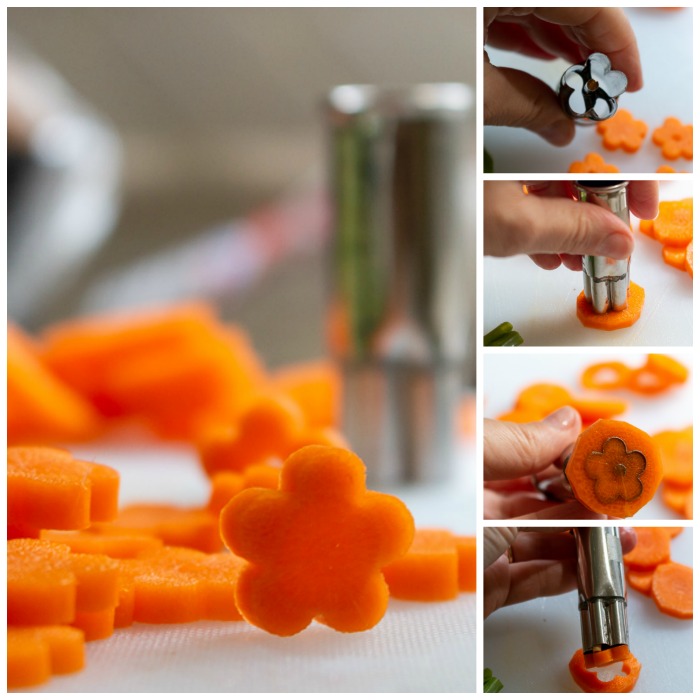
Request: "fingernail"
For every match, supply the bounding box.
[542,406,579,430]
[538,120,575,147]
[600,232,633,259]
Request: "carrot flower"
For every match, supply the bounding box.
[584,436,647,504]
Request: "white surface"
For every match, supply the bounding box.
[483,180,694,346]
[484,351,694,520]
[24,438,476,693]
[484,527,693,693]
[484,8,694,173]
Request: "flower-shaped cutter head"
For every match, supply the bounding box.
[559,53,628,123]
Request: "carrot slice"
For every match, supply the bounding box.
[652,118,693,160]
[597,109,648,153]
[568,153,620,173]
[382,529,460,602]
[566,419,663,517]
[455,535,477,592]
[581,361,633,391]
[646,354,689,385]
[569,647,641,692]
[220,445,415,636]
[570,396,628,423]
[626,568,655,595]
[623,527,671,570]
[7,447,119,537]
[515,383,574,416]
[655,426,693,488]
[662,245,688,270]
[496,408,544,423]
[661,483,693,515]
[685,240,693,277]
[651,561,693,618]
[576,282,644,331]
[7,626,85,689]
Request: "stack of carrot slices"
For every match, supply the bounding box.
[623,527,693,619]
[639,198,693,278]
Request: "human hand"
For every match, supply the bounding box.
[484,180,659,270]
[483,526,637,617]
[484,407,604,519]
[484,8,643,145]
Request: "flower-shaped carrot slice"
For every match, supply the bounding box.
[7,447,119,538]
[647,199,693,247]
[569,153,620,173]
[7,625,85,689]
[652,118,693,160]
[220,445,415,636]
[597,109,648,152]
[566,419,662,517]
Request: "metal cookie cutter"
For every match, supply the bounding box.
[574,181,631,314]
[574,527,630,663]
[559,53,627,123]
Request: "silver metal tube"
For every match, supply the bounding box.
[574,527,629,654]
[574,181,631,314]
[325,83,475,486]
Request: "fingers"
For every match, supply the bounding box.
[483,527,519,568]
[484,61,575,146]
[504,559,578,607]
[512,501,606,521]
[484,408,581,481]
[628,181,659,220]
[509,530,576,562]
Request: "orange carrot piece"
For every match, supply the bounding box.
[40,527,163,559]
[455,535,477,592]
[496,408,544,423]
[197,394,305,476]
[652,118,693,160]
[569,647,642,692]
[7,626,85,689]
[7,324,102,445]
[220,445,415,636]
[661,483,693,515]
[72,608,115,641]
[580,361,634,391]
[597,109,648,153]
[584,645,631,670]
[515,383,574,416]
[570,396,627,423]
[626,568,655,595]
[382,529,460,602]
[684,488,692,519]
[109,504,222,553]
[646,199,693,247]
[7,447,119,537]
[651,561,693,618]
[655,426,693,488]
[685,240,693,277]
[646,354,689,385]
[662,245,688,270]
[566,420,663,517]
[576,282,644,331]
[272,359,341,428]
[568,153,620,173]
[623,527,671,570]
[663,526,685,538]
[8,539,120,626]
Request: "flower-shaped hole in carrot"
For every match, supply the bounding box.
[220,445,415,636]
[584,436,647,504]
[652,118,693,160]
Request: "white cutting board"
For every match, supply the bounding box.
[484,8,693,173]
[483,527,693,693]
[484,351,694,520]
[483,180,693,347]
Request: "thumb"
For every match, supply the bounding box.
[484,407,581,481]
[484,60,575,146]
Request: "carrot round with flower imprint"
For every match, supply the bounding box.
[565,419,662,517]
[219,445,415,636]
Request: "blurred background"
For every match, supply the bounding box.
[7,7,476,368]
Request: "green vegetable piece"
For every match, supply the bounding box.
[484,322,513,346]
[484,149,495,174]
[491,331,523,347]
[484,668,504,693]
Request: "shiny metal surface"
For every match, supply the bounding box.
[574,527,629,654]
[326,83,474,486]
[575,181,631,314]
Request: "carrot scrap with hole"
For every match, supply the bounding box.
[7,324,102,445]
[655,426,693,488]
[623,527,671,570]
[652,118,693,160]
[455,535,477,592]
[115,547,247,626]
[566,419,663,517]
[382,529,460,602]
[646,354,689,385]
[581,361,633,391]
[7,447,119,538]
[626,568,655,595]
[597,109,648,153]
[569,647,642,693]
[576,281,644,331]
[108,504,223,553]
[197,393,305,476]
[568,153,620,173]
[220,445,415,636]
[7,626,85,689]
[272,359,341,428]
[651,561,693,618]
